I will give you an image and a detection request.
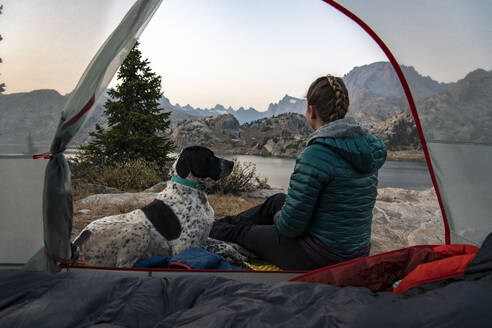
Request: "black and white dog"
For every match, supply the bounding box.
[73,146,237,267]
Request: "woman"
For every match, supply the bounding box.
[210,75,387,270]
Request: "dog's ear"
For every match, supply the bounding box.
[176,150,191,178]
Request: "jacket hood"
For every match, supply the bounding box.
[307,117,386,174]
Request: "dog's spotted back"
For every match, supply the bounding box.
[73,146,230,267]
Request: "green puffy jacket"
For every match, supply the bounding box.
[275,117,387,252]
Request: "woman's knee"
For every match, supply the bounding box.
[267,193,286,205]
[263,193,286,214]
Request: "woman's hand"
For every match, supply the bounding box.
[273,210,282,225]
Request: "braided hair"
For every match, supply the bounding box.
[306,75,349,123]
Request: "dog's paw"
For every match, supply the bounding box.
[202,237,257,266]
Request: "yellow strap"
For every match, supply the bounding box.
[244,261,282,271]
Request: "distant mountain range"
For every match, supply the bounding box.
[159,61,456,125]
[159,93,305,125]
[2,61,489,155]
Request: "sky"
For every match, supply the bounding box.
[1,0,491,111]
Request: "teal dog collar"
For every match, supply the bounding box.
[171,176,205,190]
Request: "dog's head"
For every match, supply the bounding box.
[173,146,234,183]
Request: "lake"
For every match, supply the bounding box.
[222,155,433,191]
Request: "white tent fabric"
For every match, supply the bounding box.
[0,159,45,264]
[428,143,492,245]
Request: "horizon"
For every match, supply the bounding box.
[4,59,485,114]
[2,1,491,110]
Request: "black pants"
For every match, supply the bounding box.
[209,193,319,270]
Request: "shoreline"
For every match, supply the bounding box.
[67,148,425,162]
[219,149,425,162]
[385,150,425,162]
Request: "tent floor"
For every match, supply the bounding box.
[0,264,301,284]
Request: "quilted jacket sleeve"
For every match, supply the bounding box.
[275,145,331,238]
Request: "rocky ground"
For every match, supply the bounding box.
[73,185,444,255]
[371,187,443,254]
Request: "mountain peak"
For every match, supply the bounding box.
[344,61,454,102]
[452,68,492,102]
[4,89,63,98]
[463,68,489,80]
[265,95,306,117]
[280,94,299,102]
[213,104,226,111]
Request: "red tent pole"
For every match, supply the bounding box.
[322,0,451,244]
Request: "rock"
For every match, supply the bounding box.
[79,182,122,194]
[76,209,91,214]
[376,187,423,203]
[75,192,158,207]
[371,187,443,254]
[207,114,240,132]
[248,188,285,198]
[144,181,167,192]
[368,111,421,151]
[263,139,276,153]
[172,114,241,151]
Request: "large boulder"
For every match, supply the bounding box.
[76,192,158,207]
[144,182,167,193]
[248,188,285,198]
[78,183,122,194]
[371,187,443,254]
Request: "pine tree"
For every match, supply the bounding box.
[81,42,174,167]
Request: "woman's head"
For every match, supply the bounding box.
[306,75,349,129]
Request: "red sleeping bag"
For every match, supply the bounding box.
[393,244,478,294]
[290,244,479,294]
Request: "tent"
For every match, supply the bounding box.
[1,0,492,326]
